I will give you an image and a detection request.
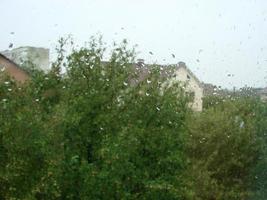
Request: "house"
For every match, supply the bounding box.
[0,46,50,83]
[255,87,267,101]
[167,61,203,111]
[133,60,203,111]
[0,53,30,83]
[0,46,204,110]
[1,46,50,71]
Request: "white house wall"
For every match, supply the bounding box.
[170,66,203,111]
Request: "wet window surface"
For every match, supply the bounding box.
[1,0,267,199]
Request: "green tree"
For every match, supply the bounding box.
[0,37,191,199]
[50,38,191,199]
[0,78,49,199]
[186,97,266,200]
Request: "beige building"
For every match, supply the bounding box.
[134,60,203,111]
[170,62,203,111]
[0,53,30,83]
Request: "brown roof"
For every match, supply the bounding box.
[100,60,202,87]
[0,53,26,72]
[132,61,203,87]
[0,53,30,82]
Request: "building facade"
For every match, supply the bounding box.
[134,60,203,111]
[168,62,203,111]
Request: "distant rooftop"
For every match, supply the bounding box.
[132,59,203,86]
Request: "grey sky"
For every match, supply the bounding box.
[1,0,267,88]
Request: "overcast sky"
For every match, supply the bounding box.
[1,0,267,88]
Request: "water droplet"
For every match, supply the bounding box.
[123,82,128,86]
[145,92,150,96]
[4,81,9,85]
[35,99,39,102]
[7,88,12,92]
[240,121,244,128]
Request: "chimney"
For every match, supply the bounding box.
[137,59,145,67]
[178,61,186,68]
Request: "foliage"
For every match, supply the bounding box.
[186,97,267,200]
[0,37,266,199]
[0,38,190,199]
